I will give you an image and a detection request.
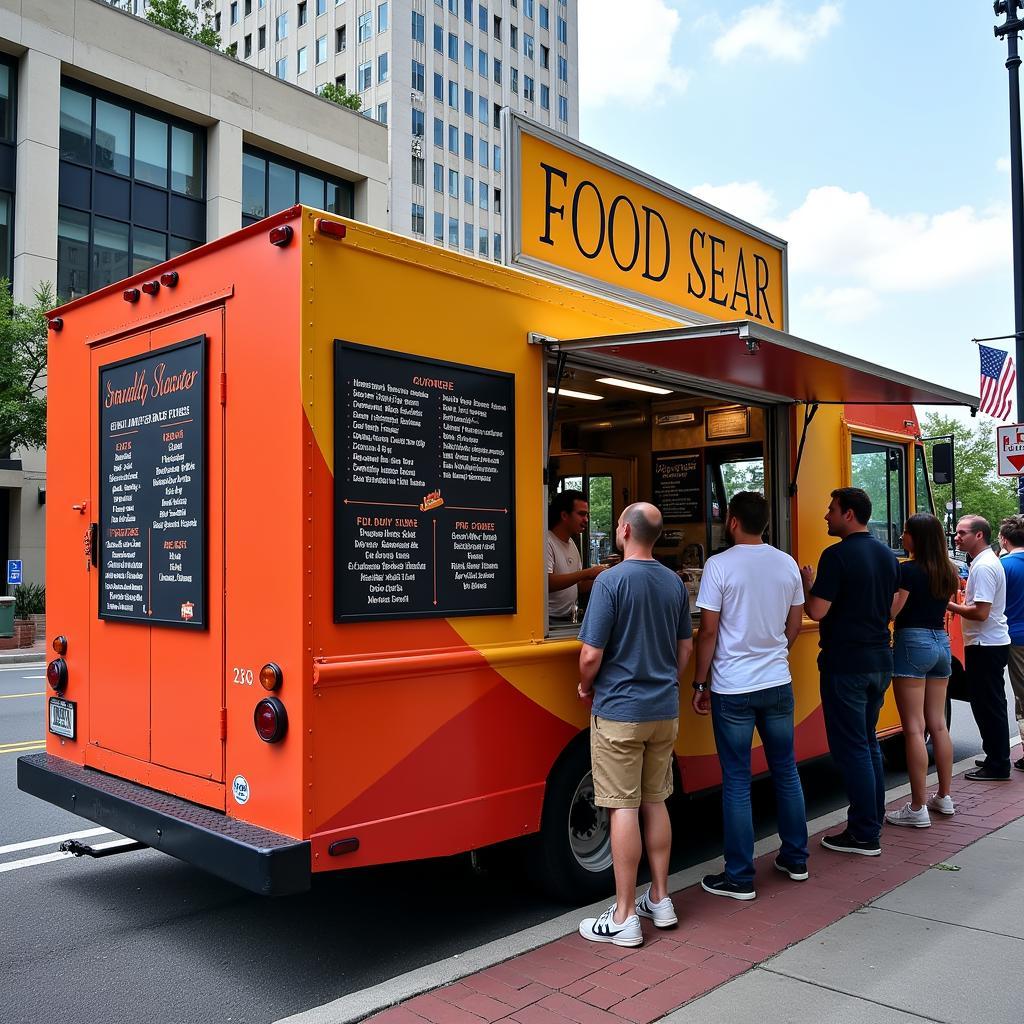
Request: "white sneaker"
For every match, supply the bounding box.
[579,906,643,947]
[927,793,956,816]
[885,802,931,828]
[635,887,677,927]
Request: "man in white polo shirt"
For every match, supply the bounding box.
[949,515,1012,781]
[691,491,807,900]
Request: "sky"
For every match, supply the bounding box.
[575,0,1019,424]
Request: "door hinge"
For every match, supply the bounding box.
[87,523,98,568]
[219,372,227,406]
[219,707,227,740]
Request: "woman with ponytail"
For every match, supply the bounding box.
[886,513,960,827]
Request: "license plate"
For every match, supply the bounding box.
[48,697,76,739]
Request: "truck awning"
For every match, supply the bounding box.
[550,321,977,408]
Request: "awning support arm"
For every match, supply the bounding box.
[546,349,568,479]
[789,403,820,497]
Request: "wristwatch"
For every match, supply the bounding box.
[692,681,708,693]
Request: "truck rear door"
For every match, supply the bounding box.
[89,309,226,784]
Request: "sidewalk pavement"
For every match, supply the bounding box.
[0,638,47,663]
[366,767,1024,1024]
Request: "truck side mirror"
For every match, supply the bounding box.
[932,441,953,485]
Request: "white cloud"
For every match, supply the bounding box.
[712,1,841,62]
[579,0,690,108]
[997,156,1011,174]
[799,286,881,324]
[688,181,778,226]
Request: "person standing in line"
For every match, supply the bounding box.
[690,492,808,900]
[801,487,899,857]
[545,490,606,623]
[948,516,1012,781]
[576,503,693,947]
[885,514,959,827]
[997,515,1024,772]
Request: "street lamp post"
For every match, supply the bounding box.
[995,1,1024,511]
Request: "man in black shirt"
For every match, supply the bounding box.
[802,487,899,856]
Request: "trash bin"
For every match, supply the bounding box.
[0,596,14,638]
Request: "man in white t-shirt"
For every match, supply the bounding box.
[949,515,1012,780]
[691,491,807,900]
[545,490,607,622]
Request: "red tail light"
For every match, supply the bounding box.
[47,658,68,692]
[254,697,287,742]
[269,225,293,247]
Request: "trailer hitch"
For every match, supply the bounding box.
[60,838,147,859]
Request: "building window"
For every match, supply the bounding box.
[242,146,353,226]
[558,54,567,81]
[297,47,308,75]
[493,101,501,128]
[412,155,424,189]
[378,1,388,31]
[411,59,424,92]
[57,81,203,299]
[276,12,288,39]
[276,57,288,79]
[448,168,458,197]
[336,25,346,51]
[524,0,534,18]
[558,94,568,121]
[378,52,389,82]
[493,232,501,262]
[493,145,501,172]
[463,87,473,115]
[358,11,373,41]
[539,4,548,29]
[317,36,329,63]
[493,14,501,39]
[494,58,502,84]
[479,226,488,256]
[448,80,458,107]
[557,15,567,43]
[524,33,534,59]
[244,34,252,57]
[259,25,266,48]
[433,117,443,146]
[433,162,444,191]
[377,101,388,125]
[523,76,534,101]
[412,108,425,136]
[448,124,457,153]
[540,83,549,109]
[411,202,425,235]
[479,138,488,167]
[433,73,443,99]
[412,10,425,42]
[448,32,458,61]
[463,132,473,161]
[464,222,473,251]
[244,0,251,15]
[336,74,347,90]
[464,174,474,205]
[478,3,488,31]
[478,49,488,77]
[464,41,473,69]
[448,216,458,246]
[358,61,372,90]
[299,0,308,24]
[494,187,501,212]
[464,0,473,22]
[433,23,443,52]
[434,210,444,242]
[479,180,488,210]
[478,96,488,124]
[317,0,327,15]
[540,44,549,69]
[0,61,15,288]
[510,67,518,94]
[230,1,238,24]
[510,25,518,48]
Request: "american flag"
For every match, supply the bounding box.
[979,344,1016,420]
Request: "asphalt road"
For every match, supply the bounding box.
[0,660,1013,1024]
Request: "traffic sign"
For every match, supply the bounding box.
[6,559,22,585]
[997,423,1024,476]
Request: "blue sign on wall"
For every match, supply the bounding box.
[7,560,22,585]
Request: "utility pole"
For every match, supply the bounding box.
[995,1,1024,511]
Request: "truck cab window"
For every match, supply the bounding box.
[914,446,933,514]
[851,437,907,551]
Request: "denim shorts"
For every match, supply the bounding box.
[893,628,952,679]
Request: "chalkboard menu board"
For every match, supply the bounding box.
[334,341,516,621]
[99,336,206,627]
[652,450,703,523]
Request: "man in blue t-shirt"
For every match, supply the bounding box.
[802,487,899,857]
[576,502,693,948]
[998,515,1024,772]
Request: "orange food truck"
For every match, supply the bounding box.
[19,118,974,896]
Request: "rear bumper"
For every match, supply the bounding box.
[17,753,310,895]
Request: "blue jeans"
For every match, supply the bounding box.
[820,671,891,844]
[711,684,809,886]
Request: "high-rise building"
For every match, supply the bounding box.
[211,0,580,257]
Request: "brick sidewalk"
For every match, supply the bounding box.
[367,772,1024,1024]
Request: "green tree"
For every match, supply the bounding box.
[137,0,232,52]
[0,281,51,455]
[920,412,1018,534]
[318,82,362,111]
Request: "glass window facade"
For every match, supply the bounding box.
[241,145,354,226]
[57,80,203,300]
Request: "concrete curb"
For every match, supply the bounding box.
[0,653,46,666]
[272,753,984,1024]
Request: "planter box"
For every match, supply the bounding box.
[14,619,35,648]
[30,613,45,640]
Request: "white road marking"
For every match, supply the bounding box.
[0,827,114,856]
[0,838,137,875]
[0,691,45,699]
[0,664,45,672]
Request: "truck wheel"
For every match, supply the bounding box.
[881,733,908,771]
[529,736,613,902]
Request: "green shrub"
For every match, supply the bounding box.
[14,582,44,618]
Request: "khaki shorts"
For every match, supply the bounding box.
[1008,646,1024,708]
[590,715,678,809]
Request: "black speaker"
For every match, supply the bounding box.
[932,441,953,485]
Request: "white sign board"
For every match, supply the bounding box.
[997,423,1024,476]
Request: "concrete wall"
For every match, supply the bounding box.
[0,0,391,587]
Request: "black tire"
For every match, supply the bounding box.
[528,734,614,903]
[881,732,908,771]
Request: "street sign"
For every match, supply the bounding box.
[997,423,1024,476]
[6,559,22,585]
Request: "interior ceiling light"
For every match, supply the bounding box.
[547,386,603,401]
[596,377,673,395]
